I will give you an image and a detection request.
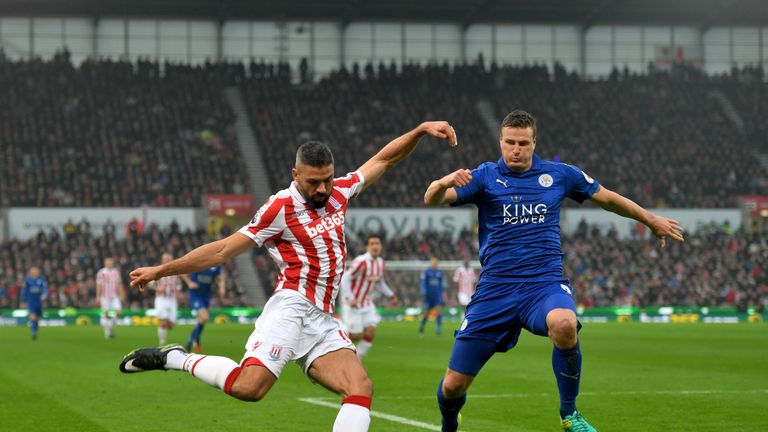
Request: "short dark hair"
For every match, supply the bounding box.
[500,110,537,138]
[296,141,334,167]
[366,234,382,245]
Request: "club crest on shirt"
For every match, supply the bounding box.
[538,174,554,188]
[269,344,282,361]
[460,318,469,331]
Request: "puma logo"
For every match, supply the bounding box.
[560,372,580,380]
[496,178,508,188]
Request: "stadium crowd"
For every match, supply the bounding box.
[0,219,247,310]
[0,54,763,210]
[0,55,766,314]
[243,60,766,208]
[251,223,768,311]
[0,51,249,208]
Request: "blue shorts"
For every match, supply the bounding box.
[189,293,211,311]
[448,279,580,375]
[28,303,42,317]
[424,294,443,309]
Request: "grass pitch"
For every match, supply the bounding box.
[1,321,766,431]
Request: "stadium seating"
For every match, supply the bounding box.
[242,61,765,208]
[0,54,250,207]
[0,221,247,309]
[252,224,767,310]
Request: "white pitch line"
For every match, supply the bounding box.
[297,397,443,431]
[303,388,768,402]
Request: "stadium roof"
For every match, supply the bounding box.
[0,0,766,28]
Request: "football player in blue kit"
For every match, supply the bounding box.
[424,110,684,431]
[183,266,225,352]
[20,266,48,340]
[419,257,446,336]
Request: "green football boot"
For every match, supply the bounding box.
[560,411,597,431]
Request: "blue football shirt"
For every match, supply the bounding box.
[421,268,445,298]
[21,276,49,305]
[453,155,599,283]
[190,266,222,298]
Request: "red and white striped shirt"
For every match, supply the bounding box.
[341,252,394,308]
[453,266,477,299]
[155,275,180,298]
[96,267,121,299]
[238,171,365,313]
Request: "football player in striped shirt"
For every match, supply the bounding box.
[119,121,457,432]
[96,257,124,339]
[452,259,476,321]
[340,234,397,359]
[150,253,181,345]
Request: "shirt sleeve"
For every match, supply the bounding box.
[347,256,367,277]
[451,164,486,207]
[340,271,354,302]
[238,195,285,247]
[562,164,600,203]
[334,171,366,200]
[377,279,395,298]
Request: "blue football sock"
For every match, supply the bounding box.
[436,314,443,335]
[30,320,39,336]
[188,324,202,347]
[553,340,581,418]
[195,323,205,345]
[437,378,466,432]
[419,315,428,333]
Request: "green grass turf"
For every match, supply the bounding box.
[1,321,766,431]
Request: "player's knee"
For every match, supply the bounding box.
[349,374,374,397]
[548,314,578,346]
[442,374,470,397]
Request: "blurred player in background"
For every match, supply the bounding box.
[119,121,458,432]
[20,266,48,340]
[182,264,225,352]
[151,253,181,345]
[96,257,124,339]
[340,234,398,360]
[425,110,684,431]
[453,259,476,321]
[419,257,446,336]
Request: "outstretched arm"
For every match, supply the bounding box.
[590,186,684,247]
[129,233,254,290]
[424,169,473,206]
[357,121,457,191]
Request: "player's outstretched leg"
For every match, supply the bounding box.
[119,344,277,401]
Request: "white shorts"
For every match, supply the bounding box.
[458,292,472,306]
[341,304,380,334]
[100,297,122,313]
[154,297,178,323]
[241,290,354,378]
